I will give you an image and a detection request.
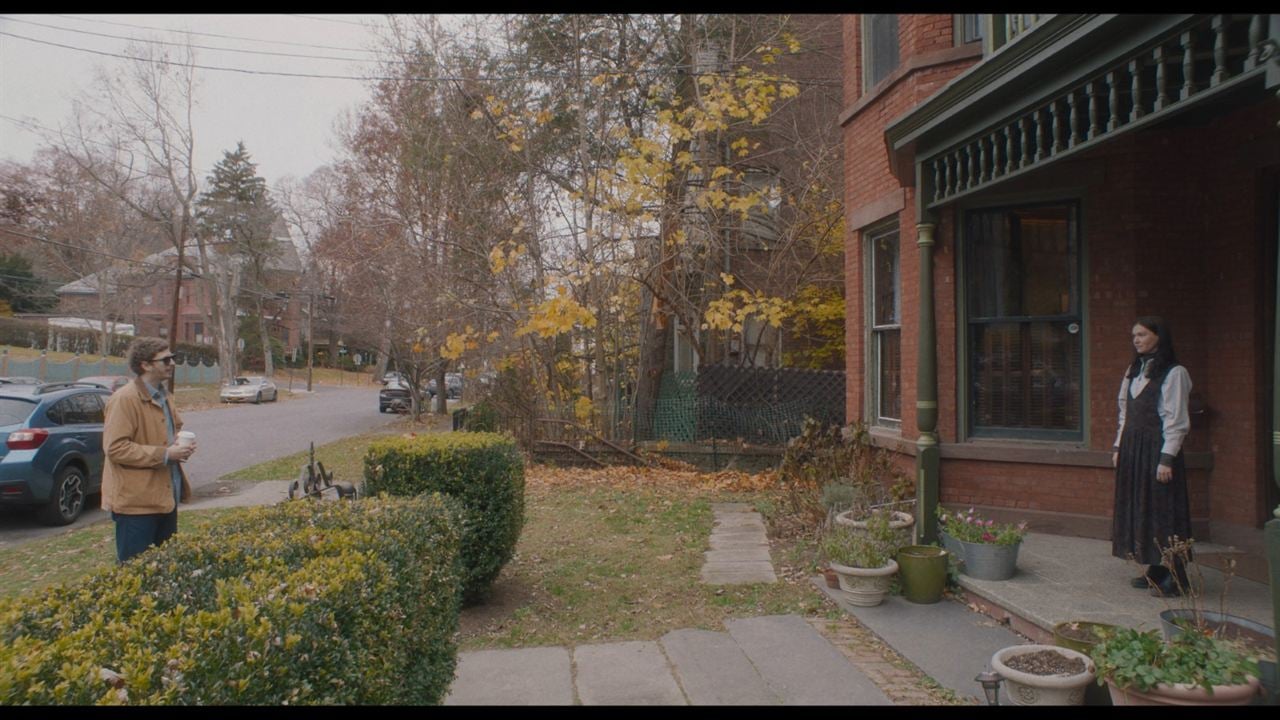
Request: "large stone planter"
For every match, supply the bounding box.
[991,644,1095,706]
[1106,677,1261,706]
[1158,609,1276,703]
[834,510,916,546]
[829,559,898,607]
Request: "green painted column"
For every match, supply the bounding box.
[916,221,941,544]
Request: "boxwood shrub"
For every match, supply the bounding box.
[362,432,524,603]
[0,494,462,705]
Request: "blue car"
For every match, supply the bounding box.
[0,381,113,525]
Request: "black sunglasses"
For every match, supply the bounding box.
[151,355,177,365]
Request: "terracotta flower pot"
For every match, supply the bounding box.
[1106,676,1260,706]
[991,644,1095,705]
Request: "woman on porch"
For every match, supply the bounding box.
[1111,316,1193,597]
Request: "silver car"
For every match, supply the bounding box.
[219,376,279,404]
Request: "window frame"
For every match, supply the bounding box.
[861,14,900,94]
[959,199,1087,442]
[954,14,984,46]
[865,219,902,429]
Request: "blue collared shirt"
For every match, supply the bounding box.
[142,380,182,507]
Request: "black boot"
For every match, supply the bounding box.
[1148,564,1183,597]
[1129,566,1154,589]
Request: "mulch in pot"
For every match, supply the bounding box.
[1005,649,1087,676]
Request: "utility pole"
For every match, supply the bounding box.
[306,291,315,392]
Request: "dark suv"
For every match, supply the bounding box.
[379,379,427,413]
[0,381,112,525]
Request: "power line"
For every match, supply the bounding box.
[1,227,202,275]
[2,15,391,66]
[0,27,840,87]
[0,29,402,82]
[49,13,386,54]
[286,14,378,28]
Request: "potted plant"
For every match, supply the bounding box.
[990,644,1096,705]
[896,544,949,604]
[1052,621,1121,655]
[820,509,899,607]
[1052,621,1121,706]
[937,506,1028,581]
[1090,627,1262,705]
[1146,538,1278,702]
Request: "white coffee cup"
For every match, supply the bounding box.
[177,431,196,447]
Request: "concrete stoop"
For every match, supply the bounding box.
[443,614,892,705]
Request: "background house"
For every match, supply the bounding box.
[54,217,305,358]
[841,13,1280,573]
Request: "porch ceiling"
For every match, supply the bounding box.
[884,13,1278,210]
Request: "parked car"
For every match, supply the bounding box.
[380,371,407,385]
[426,373,463,400]
[219,376,279,404]
[0,381,112,525]
[76,375,131,392]
[0,376,42,386]
[379,378,427,413]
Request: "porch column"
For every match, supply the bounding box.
[915,221,940,544]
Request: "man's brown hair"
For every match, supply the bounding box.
[126,336,172,376]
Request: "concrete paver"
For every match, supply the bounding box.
[725,615,892,705]
[444,647,573,706]
[813,579,1022,702]
[573,641,686,705]
[702,504,776,585]
[660,629,780,705]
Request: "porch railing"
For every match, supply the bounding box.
[930,14,1274,208]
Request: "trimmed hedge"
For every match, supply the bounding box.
[363,432,524,603]
[0,494,462,705]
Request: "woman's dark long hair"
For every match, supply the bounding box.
[1126,316,1178,379]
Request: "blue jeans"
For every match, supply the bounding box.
[112,510,178,563]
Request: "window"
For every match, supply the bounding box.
[955,14,983,45]
[739,169,782,249]
[965,203,1081,439]
[863,14,900,91]
[867,222,901,426]
[47,393,103,425]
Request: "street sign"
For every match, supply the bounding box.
[237,338,245,351]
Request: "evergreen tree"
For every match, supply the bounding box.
[0,253,54,314]
[196,142,282,375]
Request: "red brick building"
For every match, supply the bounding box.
[841,14,1280,557]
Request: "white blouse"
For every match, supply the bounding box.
[1113,363,1192,465]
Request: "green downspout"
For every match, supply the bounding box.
[1268,15,1280,705]
[916,220,941,544]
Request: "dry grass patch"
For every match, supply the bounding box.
[456,464,830,651]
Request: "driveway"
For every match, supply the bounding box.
[0,384,406,547]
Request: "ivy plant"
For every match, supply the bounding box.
[1090,627,1260,693]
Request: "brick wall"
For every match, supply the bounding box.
[843,12,1280,533]
[843,14,977,429]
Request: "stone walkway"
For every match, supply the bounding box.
[443,614,891,705]
[700,502,777,585]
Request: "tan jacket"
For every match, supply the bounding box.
[101,378,191,514]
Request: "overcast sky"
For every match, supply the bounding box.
[0,13,399,187]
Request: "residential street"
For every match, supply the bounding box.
[0,384,400,548]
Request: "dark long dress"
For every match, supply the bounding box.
[1111,364,1192,565]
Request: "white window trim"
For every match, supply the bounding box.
[866,221,901,427]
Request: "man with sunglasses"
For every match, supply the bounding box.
[101,336,198,563]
